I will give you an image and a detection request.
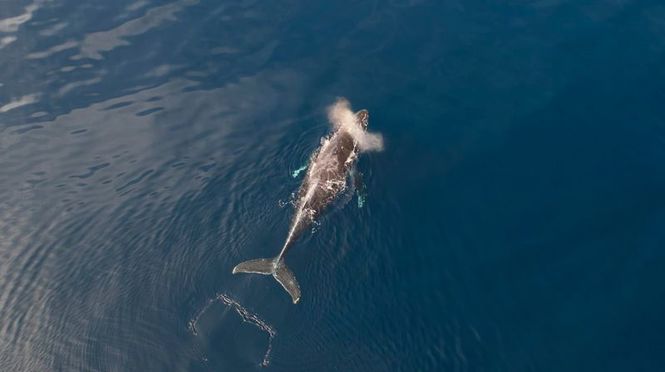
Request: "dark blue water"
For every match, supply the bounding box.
[2,0,665,371]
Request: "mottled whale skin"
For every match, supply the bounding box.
[232,110,370,304]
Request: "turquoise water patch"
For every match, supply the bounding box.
[291,164,307,178]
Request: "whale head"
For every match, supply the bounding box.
[355,109,369,130]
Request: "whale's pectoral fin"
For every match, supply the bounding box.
[233,258,302,304]
[350,167,366,208]
[291,164,308,178]
[274,262,301,304]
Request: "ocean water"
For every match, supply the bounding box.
[2,0,665,371]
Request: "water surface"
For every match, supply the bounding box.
[1,0,665,371]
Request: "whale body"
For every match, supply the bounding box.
[232,108,371,304]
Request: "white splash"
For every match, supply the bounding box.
[327,98,384,152]
[189,292,276,367]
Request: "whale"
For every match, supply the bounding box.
[232,105,373,304]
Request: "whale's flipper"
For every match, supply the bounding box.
[291,164,308,178]
[233,258,301,304]
[350,167,366,208]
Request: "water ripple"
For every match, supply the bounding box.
[189,292,276,367]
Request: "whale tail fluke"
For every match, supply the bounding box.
[233,258,301,304]
[232,258,274,275]
[273,263,301,304]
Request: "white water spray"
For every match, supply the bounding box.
[327,98,384,152]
